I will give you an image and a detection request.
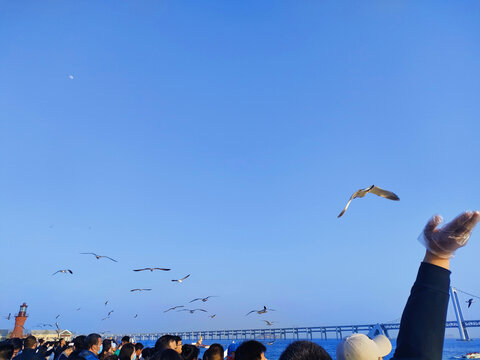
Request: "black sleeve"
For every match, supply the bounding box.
[393,262,451,360]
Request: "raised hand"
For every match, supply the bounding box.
[419,211,480,259]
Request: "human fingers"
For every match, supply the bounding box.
[424,215,443,237]
[442,211,473,235]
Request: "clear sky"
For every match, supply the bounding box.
[1,1,480,337]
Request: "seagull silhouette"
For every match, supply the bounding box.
[130,288,152,292]
[263,320,275,326]
[133,267,170,272]
[105,301,108,306]
[102,316,110,321]
[164,306,184,313]
[209,314,216,319]
[4,313,11,320]
[134,314,138,318]
[246,306,275,316]
[190,296,218,303]
[55,315,60,319]
[81,253,118,262]
[178,309,207,314]
[171,274,190,283]
[338,185,400,218]
[467,299,475,308]
[108,310,114,316]
[52,269,73,276]
[76,308,81,311]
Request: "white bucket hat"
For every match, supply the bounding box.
[336,334,392,360]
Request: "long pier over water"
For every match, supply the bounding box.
[111,319,480,342]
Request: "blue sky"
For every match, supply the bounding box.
[1,1,480,337]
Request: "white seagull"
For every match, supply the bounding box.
[190,296,218,303]
[338,185,400,218]
[52,269,73,276]
[164,306,184,313]
[171,274,190,283]
[68,75,74,80]
[246,306,275,316]
[263,320,275,326]
[81,253,118,262]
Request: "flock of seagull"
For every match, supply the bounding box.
[24,184,479,331]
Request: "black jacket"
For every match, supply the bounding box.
[15,349,46,360]
[393,262,451,360]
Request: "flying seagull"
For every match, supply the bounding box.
[246,306,275,316]
[134,267,170,272]
[81,253,118,262]
[4,313,11,320]
[52,269,73,275]
[55,315,60,319]
[263,320,275,326]
[107,310,114,316]
[209,314,216,319]
[171,274,190,283]
[55,322,60,331]
[105,301,108,306]
[467,299,475,308]
[267,341,275,346]
[68,75,74,80]
[178,309,207,314]
[130,288,152,292]
[102,316,110,321]
[134,314,138,318]
[76,308,81,311]
[190,296,218,303]
[338,185,399,218]
[38,323,53,328]
[164,306,184,313]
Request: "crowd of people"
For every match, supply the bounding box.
[1,211,478,360]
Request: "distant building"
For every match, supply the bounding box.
[31,330,72,341]
[0,329,9,340]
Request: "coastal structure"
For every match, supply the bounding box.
[11,303,28,338]
[31,330,73,341]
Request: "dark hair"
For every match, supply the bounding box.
[158,349,182,360]
[85,334,102,350]
[203,344,224,360]
[121,337,130,344]
[119,343,135,360]
[38,339,45,345]
[172,336,181,344]
[135,343,144,351]
[141,348,154,360]
[105,356,119,360]
[0,341,14,360]
[24,336,37,349]
[235,341,266,360]
[181,344,199,360]
[279,341,331,360]
[99,339,113,359]
[154,336,176,351]
[8,339,22,352]
[72,335,86,351]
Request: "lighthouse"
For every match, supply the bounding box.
[11,303,28,338]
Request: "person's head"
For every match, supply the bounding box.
[235,341,266,360]
[73,336,86,352]
[59,339,66,347]
[119,343,135,360]
[203,344,224,360]
[105,355,120,360]
[134,343,144,358]
[24,336,37,350]
[38,339,45,346]
[9,339,23,358]
[85,334,102,354]
[279,341,331,360]
[62,345,75,357]
[100,340,114,357]
[172,337,181,355]
[181,345,199,360]
[154,336,176,352]
[336,334,392,360]
[141,348,154,360]
[0,341,14,360]
[158,349,182,360]
[121,337,131,346]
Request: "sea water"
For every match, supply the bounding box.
[139,338,480,360]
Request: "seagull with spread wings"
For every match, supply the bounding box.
[130,288,152,292]
[263,320,275,326]
[246,306,275,316]
[52,269,73,275]
[337,185,400,218]
[190,296,218,303]
[171,274,190,283]
[178,309,207,314]
[134,267,170,272]
[164,306,184,313]
[81,253,118,262]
